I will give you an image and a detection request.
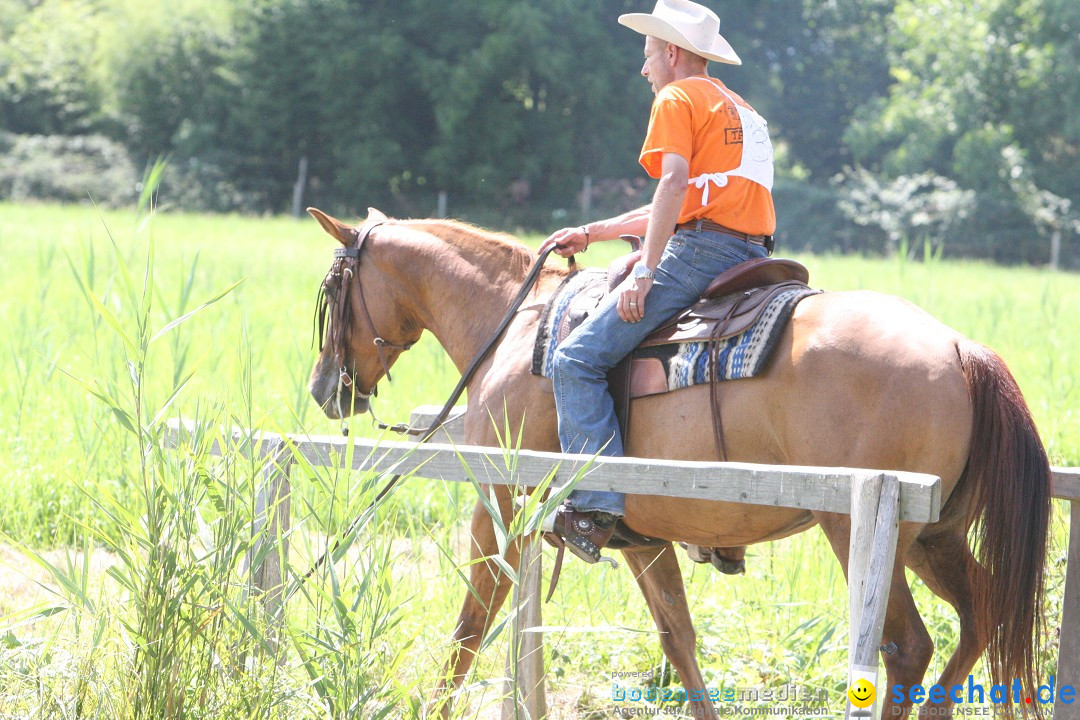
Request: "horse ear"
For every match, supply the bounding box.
[307,207,358,245]
[367,207,388,222]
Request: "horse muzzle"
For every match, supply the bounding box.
[310,370,370,418]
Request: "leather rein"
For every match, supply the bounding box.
[295,223,564,595]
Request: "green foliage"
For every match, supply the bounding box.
[99,0,236,161]
[835,168,975,257]
[767,0,896,178]
[0,0,107,136]
[771,178,856,255]
[0,132,138,206]
[838,0,1080,264]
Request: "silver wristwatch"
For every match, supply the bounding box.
[632,262,656,281]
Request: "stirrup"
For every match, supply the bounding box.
[540,505,618,602]
[540,505,618,564]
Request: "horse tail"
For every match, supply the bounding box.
[955,339,1051,703]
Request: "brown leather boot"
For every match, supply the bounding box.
[709,545,747,574]
[542,504,617,564]
[682,544,747,575]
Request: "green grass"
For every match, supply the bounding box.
[0,200,1075,719]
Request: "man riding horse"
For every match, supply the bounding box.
[540,0,775,565]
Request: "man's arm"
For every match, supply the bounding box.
[618,152,689,323]
[640,153,689,271]
[538,205,652,257]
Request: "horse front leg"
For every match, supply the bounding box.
[431,490,520,718]
[622,544,719,720]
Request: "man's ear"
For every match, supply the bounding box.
[666,42,679,65]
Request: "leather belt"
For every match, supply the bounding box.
[675,218,771,248]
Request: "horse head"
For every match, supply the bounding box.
[307,206,421,420]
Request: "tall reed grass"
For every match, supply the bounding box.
[0,175,584,718]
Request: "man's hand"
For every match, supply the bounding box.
[538,226,588,257]
[618,276,653,323]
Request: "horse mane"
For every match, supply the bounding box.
[398,218,566,282]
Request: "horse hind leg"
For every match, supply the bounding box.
[622,544,720,720]
[877,563,938,718]
[907,527,989,719]
[432,492,520,718]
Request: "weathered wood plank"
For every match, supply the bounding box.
[234,439,292,665]
[163,420,941,523]
[848,474,883,663]
[853,475,900,666]
[1055,467,1080,502]
[1056,500,1080,720]
[410,411,1080,503]
[409,405,467,444]
[846,475,900,720]
[410,413,1080,508]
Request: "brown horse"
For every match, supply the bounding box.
[306,207,1051,720]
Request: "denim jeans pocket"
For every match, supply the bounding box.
[692,235,749,268]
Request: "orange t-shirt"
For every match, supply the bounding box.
[639,77,776,236]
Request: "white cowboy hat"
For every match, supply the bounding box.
[619,0,741,66]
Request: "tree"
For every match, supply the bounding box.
[839,0,1079,263]
[100,0,235,162]
[724,0,897,180]
[0,0,105,136]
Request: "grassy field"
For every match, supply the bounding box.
[0,200,1076,719]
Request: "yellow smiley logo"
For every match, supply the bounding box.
[847,678,876,708]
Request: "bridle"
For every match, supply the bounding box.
[315,220,415,433]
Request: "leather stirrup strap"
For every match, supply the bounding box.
[708,293,747,461]
[546,542,566,603]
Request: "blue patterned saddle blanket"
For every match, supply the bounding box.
[530,268,818,397]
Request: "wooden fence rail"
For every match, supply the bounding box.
[163,414,1079,720]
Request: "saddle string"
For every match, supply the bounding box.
[287,243,562,600]
[708,292,751,462]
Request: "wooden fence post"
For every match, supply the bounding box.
[1057,495,1080,720]
[502,538,546,720]
[244,438,293,652]
[409,407,548,719]
[161,420,1080,720]
[846,473,900,719]
[291,156,308,218]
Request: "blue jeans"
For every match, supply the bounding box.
[551,229,768,516]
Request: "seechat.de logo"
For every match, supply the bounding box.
[890,676,1076,708]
